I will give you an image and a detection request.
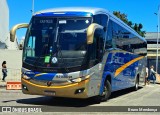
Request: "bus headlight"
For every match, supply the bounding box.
[70,78,82,83]
[70,75,90,83]
[22,75,31,80]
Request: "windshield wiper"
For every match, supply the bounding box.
[56,44,70,73]
[54,25,69,73]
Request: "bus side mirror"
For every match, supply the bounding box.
[87,23,103,44]
[10,23,29,42]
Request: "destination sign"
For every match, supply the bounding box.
[39,19,53,24]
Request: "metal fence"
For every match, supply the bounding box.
[0,68,21,81]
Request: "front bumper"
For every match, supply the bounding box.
[21,78,90,98]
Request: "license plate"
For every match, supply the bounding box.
[44,91,56,96]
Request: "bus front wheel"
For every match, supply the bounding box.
[101,80,111,101]
[94,80,111,102]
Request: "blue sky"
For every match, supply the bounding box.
[7,0,160,42]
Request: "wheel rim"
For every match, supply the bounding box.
[103,84,108,97]
[136,82,138,89]
[135,79,138,89]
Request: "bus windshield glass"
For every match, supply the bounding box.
[23,17,92,70]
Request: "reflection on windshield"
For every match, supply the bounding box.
[23,17,91,68]
[58,19,90,51]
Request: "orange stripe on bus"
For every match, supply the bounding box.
[34,73,48,77]
[114,56,144,77]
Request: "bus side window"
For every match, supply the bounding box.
[93,14,108,27]
[105,20,112,49]
[93,15,101,25]
[111,21,131,51]
[93,14,109,51]
[122,28,132,52]
[26,36,35,57]
[96,29,105,61]
[100,14,108,27]
[111,20,119,49]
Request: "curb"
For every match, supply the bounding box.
[0,84,6,87]
[0,81,7,87]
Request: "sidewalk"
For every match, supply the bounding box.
[0,50,22,87]
[0,80,7,87]
[0,80,22,87]
[0,68,21,87]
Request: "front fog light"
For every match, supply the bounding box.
[75,88,85,94]
[22,84,28,91]
[22,75,31,80]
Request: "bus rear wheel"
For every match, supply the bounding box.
[134,76,139,91]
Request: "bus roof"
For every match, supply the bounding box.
[34,7,108,16]
[34,7,146,42]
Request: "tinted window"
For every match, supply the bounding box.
[112,21,120,49]
[109,19,147,55]
[93,15,101,25]
[101,15,108,27]
[93,14,108,27]
[105,20,112,49]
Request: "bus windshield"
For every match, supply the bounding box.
[23,17,92,71]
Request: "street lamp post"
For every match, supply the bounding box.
[31,0,34,15]
[155,5,160,74]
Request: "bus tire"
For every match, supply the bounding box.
[134,77,139,91]
[94,80,111,102]
[101,80,111,101]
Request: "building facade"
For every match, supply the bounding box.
[0,0,18,50]
[145,32,160,74]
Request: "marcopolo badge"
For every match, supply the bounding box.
[52,57,58,63]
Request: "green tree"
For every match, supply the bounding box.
[113,11,145,37]
[128,21,133,27]
[138,23,143,31]
[113,11,128,24]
